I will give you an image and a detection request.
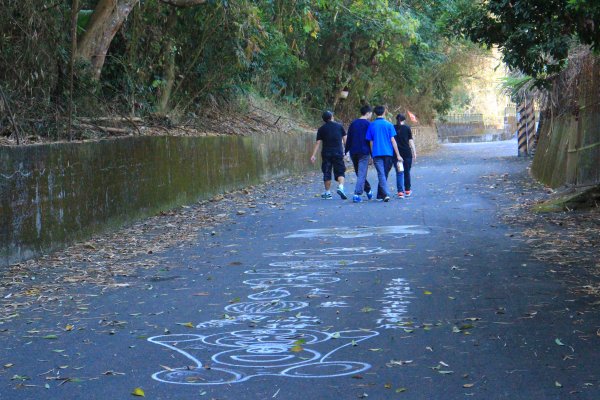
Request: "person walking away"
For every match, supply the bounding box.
[310,110,348,200]
[345,105,374,203]
[393,114,417,198]
[365,106,402,202]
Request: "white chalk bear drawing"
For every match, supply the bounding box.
[148,328,378,385]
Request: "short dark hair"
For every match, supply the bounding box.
[374,106,385,116]
[322,110,333,122]
[360,105,372,116]
[396,114,406,122]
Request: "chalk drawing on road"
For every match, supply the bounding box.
[268,260,364,268]
[263,314,322,329]
[319,301,349,308]
[224,300,308,314]
[243,276,340,288]
[376,278,414,330]
[148,329,378,385]
[151,241,415,386]
[248,288,291,300]
[285,225,430,239]
[266,247,406,258]
[196,315,268,329]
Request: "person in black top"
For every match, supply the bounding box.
[393,114,417,197]
[310,111,348,199]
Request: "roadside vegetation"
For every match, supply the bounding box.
[1,0,487,143]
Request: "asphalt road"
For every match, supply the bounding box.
[1,140,599,400]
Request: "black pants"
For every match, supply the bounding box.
[351,154,371,194]
[403,157,413,190]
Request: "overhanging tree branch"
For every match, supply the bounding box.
[159,0,207,7]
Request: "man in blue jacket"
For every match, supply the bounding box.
[345,105,373,203]
[365,106,402,202]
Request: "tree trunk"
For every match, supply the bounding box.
[158,9,178,115]
[68,0,79,140]
[77,0,208,80]
[76,0,139,80]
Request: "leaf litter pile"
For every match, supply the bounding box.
[0,174,314,322]
[482,171,600,298]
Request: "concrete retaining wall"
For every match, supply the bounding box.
[412,125,439,154]
[0,134,313,266]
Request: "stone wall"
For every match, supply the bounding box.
[412,125,439,154]
[0,133,313,266]
[531,53,600,188]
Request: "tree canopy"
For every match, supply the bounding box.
[1,0,503,140]
[455,0,600,82]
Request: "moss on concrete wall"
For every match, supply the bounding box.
[0,134,313,266]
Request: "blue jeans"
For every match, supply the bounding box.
[394,162,405,193]
[353,154,370,195]
[373,156,392,198]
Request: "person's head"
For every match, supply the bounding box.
[374,105,386,117]
[360,105,373,117]
[322,110,333,122]
[396,114,406,124]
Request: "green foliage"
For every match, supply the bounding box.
[455,0,600,82]
[1,0,483,137]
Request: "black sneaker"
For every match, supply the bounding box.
[383,196,390,202]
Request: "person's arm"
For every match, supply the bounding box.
[310,140,322,163]
[345,130,352,155]
[409,138,417,161]
[391,136,402,162]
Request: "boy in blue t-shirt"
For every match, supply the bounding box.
[365,106,402,202]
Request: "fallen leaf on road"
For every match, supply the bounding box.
[386,360,413,367]
[463,383,474,388]
[103,370,126,376]
[396,388,407,393]
[43,335,58,340]
[176,322,194,328]
[555,381,562,388]
[132,387,145,396]
[384,383,392,389]
[555,338,565,346]
[65,325,74,331]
